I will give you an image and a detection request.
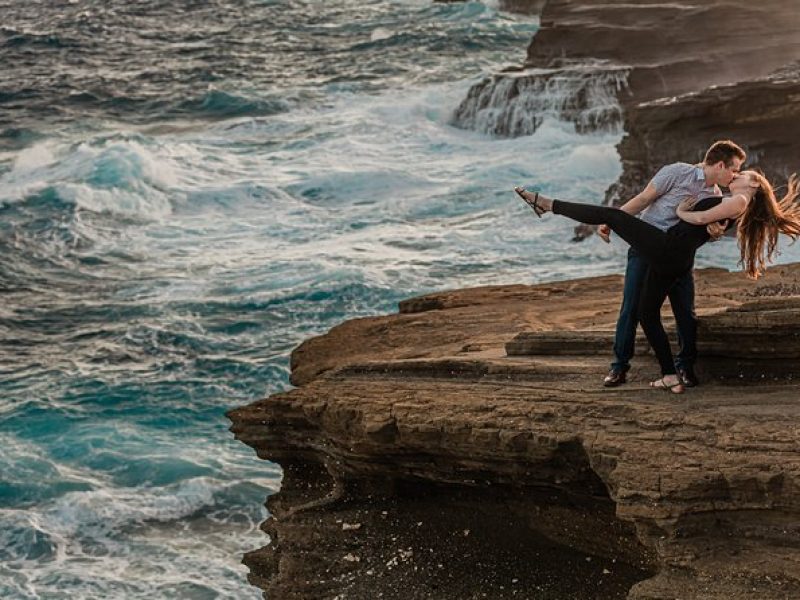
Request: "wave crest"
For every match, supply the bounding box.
[2,136,179,218]
[173,89,289,120]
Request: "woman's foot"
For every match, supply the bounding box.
[650,375,685,394]
[514,187,553,217]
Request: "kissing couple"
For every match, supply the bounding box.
[515,140,800,394]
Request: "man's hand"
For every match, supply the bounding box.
[707,220,728,241]
[597,224,611,243]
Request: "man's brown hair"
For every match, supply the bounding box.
[704,140,746,167]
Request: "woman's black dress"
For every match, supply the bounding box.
[552,196,724,376]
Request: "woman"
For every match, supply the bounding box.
[515,170,800,393]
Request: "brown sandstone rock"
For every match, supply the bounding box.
[229,263,800,599]
[525,1,800,104]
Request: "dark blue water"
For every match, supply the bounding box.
[2,1,783,598]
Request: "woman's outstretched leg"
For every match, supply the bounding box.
[554,199,669,261]
[515,190,668,263]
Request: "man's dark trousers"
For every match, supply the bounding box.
[611,247,697,373]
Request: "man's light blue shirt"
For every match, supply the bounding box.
[639,163,721,231]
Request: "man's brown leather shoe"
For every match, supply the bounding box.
[603,369,627,387]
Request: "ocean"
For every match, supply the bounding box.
[2,1,798,598]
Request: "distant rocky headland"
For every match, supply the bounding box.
[451,0,800,224]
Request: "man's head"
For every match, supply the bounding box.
[703,140,746,187]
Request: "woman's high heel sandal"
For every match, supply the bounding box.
[650,377,685,394]
[515,187,546,218]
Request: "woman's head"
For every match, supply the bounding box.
[736,171,800,278]
[729,170,761,195]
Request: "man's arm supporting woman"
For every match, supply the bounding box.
[598,183,660,243]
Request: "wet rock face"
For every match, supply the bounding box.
[498,0,547,15]
[236,456,655,600]
[229,264,800,600]
[526,0,800,103]
[451,63,627,137]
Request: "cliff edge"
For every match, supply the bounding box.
[229,263,800,600]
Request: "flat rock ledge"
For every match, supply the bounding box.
[229,263,800,600]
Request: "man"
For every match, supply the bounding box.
[599,140,746,388]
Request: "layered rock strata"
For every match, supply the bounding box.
[229,263,800,600]
[524,1,800,104]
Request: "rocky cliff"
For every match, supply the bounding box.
[229,262,800,600]
[605,65,800,219]
[452,0,800,207]
[524,1,800,104]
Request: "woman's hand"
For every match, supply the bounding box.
[677,197,697,213]
[706,220,729,241]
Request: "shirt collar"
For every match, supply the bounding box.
[694,164,705,181]
[694,164,716,190]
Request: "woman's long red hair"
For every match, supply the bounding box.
[737,172,800,278]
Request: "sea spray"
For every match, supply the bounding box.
[452,62,630,137]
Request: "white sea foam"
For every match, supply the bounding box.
[0,136,186,217]
[122,79,629,294]
[0,476,269,599]
[452,64,630,137]
[12,141,58,171]
[370,27,393,42]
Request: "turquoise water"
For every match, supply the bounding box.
[2,1,798,598]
